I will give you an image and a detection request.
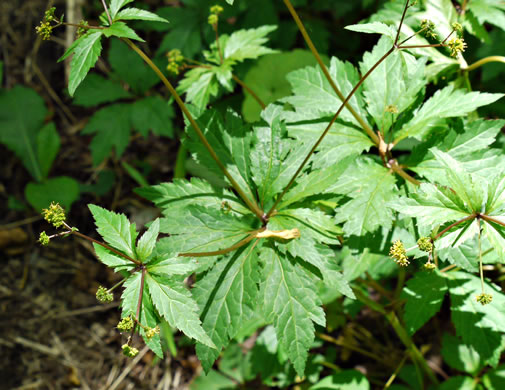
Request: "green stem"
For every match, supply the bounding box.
[389,160,421,186]
[283,0,379,145]
[465,56,505,72]
[353,288,439,385]
[121,38,264,221]
[478,218,485,293]
[266,47,394,218]
[100,0,113,25]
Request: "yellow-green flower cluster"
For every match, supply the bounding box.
[424,262,436,271]
[420,19,437,40]
[417,237,433,253]
[208,5,224,25]
[36,7,58,40]
[122,344,139,357]
[77,20,89,38]
[145,325,160,340]
[96,286,114,303]
[389,240,409,266]
[39,231,50,246]
[42,202,66,228]
[476,293,493,306]
[166,49,184,76]
[117,316,135,332]
[451,22,463,36]
[447,37,467,57]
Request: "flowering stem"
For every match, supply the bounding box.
[432,214,476,241]
[213,23,224,64]
[100,0,113,25]
[121,38,264,221]
[63,222,142,266]
[282,0,379,145]
[464,56,505,72]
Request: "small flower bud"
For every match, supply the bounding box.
[208,14,218,25]
[476,293,493,305]
[424,262,436,271]
[210,5,224,15]
[36,22,54,40]
[44,7,57,22]
[420,19,437,40]
[96,286,113,303]
[417,237,433,252]
[39,231,50,246]
[117,316,134,332]
[122,344,139,357]
[42,202,66,228]
[77,20,89,38]
[451,22,463,36]
[145,325,160,339]
[447,37,467,57]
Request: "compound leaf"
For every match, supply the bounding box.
[68,31,103,96]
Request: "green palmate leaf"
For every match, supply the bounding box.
[328,158,398,236]
[109,0,134,19]
[468,0,505,31]
[37,123,60,179]
[360,35,426,135]
[130,96,174,138]
[72,73,131,107]
[220,25,277,63]
[284,117,373,169]
[389,183,470,231]
[448,271,505,366]
[282,57,369,128]
[412,119,505,180]
[279,159,352,210]
[401,271,448,335]
[81,103,131,165]
[483,220,505,262]
[93,244,136,271]
[108,39,159,93]
[103,22,144,41]
[135,177,249,215]
[483,365,505,390]
[345,21,396,40]
[394,85,503,142]
[25,176,80,211]
[185,109,256,203]
[158,205,253,255]
[177,67,219,109]
[88,204,138,259]
[430,149,486,210]
[441,333,483,375]
[260,246,325,376]
[115,8,169,23]
[241,50,320,122]
[146,254,200,276]
[193,241,261,371]
[0,86,47,181]
[121,272,163,358]
[146,273,215,348]
[136,218,159,262]
[68,31,103,96]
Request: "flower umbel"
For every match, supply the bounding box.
[166,49,184,76]
[96,286,114,303]
[389,240,410,266]
[420,19,437,40]
[38,231,50,246]
[447,37,467,57]
[424,262,436,271]
[42,202,66,228]
[145,326,160,340]
[417,237,433,253]
[122,344,139,358]
[451,22,463,36]
[117,316,135,332]
[476,293,493,306]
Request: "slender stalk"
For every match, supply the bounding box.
[283,0,379,145]
[121,38,264,221]
[389,160,421,186]
[481,214,505,228]
[394,0,410,45]
[398,43,444,49]
[465,56,505,72]
[231,74,266,109]
[384,355,408,389]
[433,214,476,241]
[213,23,224,64]
[478,218,484,293]
[266,47,394,218]
[317,332,385,363]
[64,223,142,266]
[100,0,113,25]
[440,264,457,273]
[136,268,146,323]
